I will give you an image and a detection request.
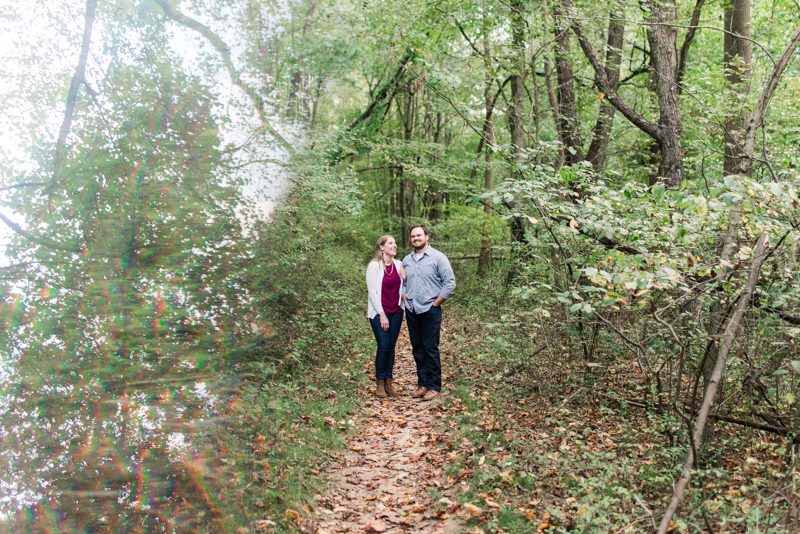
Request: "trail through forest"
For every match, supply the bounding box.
[312,323,471,534]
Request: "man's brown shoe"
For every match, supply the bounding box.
[375,380,387,398]
[384,379,399,397]
[411,386,428,398]
[421,390,440,402]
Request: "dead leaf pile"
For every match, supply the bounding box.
[299,323,466,534]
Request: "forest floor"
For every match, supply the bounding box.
[284,308,792,534]
[312,323,472,534]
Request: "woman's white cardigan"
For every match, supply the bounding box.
[366,260,405,319]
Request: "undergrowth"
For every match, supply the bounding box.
[431,262,800,533]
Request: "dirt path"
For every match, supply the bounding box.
[313,323,469,534]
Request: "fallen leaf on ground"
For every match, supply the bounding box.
[463,503,482,518]
[284,509,300,521]
[367,519,388,532]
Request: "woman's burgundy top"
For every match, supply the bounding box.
[381,264,402,314]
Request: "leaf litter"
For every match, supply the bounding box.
[300,323,475,534]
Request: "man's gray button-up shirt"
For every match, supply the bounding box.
[402,245,456,314]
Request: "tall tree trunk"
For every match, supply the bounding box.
[645,0,685,188]
[553,0,584,166]
[390,166,397,232]
[398,166,407,248]
[405,178,414,226]
[287,0,317,122]
[309,76,325,129]
[507,0,527,245]
[478,16,496,278]
[531,55,541,143]
[723,0,752,176]
[568,0,685,188]
[586,9,624,174]
[543,57,564,167]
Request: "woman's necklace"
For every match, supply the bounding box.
[383,258,394,275]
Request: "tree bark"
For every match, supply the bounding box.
[675,0,706,91]
[738,22,800,175]
[543,57,564,166]
[398,166,407,248]
[478,14,496,278]
[645,0,684,188]
[568,0,685,188]
[657,231,769,534]
[586,8,624,174]
[553,0,584,166]
[507,0,527,245]
[723,0,752,176]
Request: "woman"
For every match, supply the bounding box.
[366,235,406,398]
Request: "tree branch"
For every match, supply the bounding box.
[549,214,646,255]
[0,211,82,253]
[354,164,403,173]
[52,0,98,188]
[567,6,663,142]
[675,0,706,91]
[657,231,770,534]
[739,21,800,174]
[153,0,292,151]
[0,182,47,192]
[618,65,650,86]
[347,49,414,131]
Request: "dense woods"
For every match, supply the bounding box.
[1,0,799,531]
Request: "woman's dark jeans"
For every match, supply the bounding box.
[369,311,404,380]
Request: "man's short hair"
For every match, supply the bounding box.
[409,224,429,236]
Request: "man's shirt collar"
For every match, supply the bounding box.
[411,245,432,261]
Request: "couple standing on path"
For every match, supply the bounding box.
[365,225,456,402]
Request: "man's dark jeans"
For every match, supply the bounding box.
[369,311,404,380]
[406,305,442,392]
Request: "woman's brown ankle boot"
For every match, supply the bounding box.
[384,379,398,397]
[375,380,387,398]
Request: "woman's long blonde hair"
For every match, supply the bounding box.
[370,235,395,268]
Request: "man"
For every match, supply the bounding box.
[402,224,456,402]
